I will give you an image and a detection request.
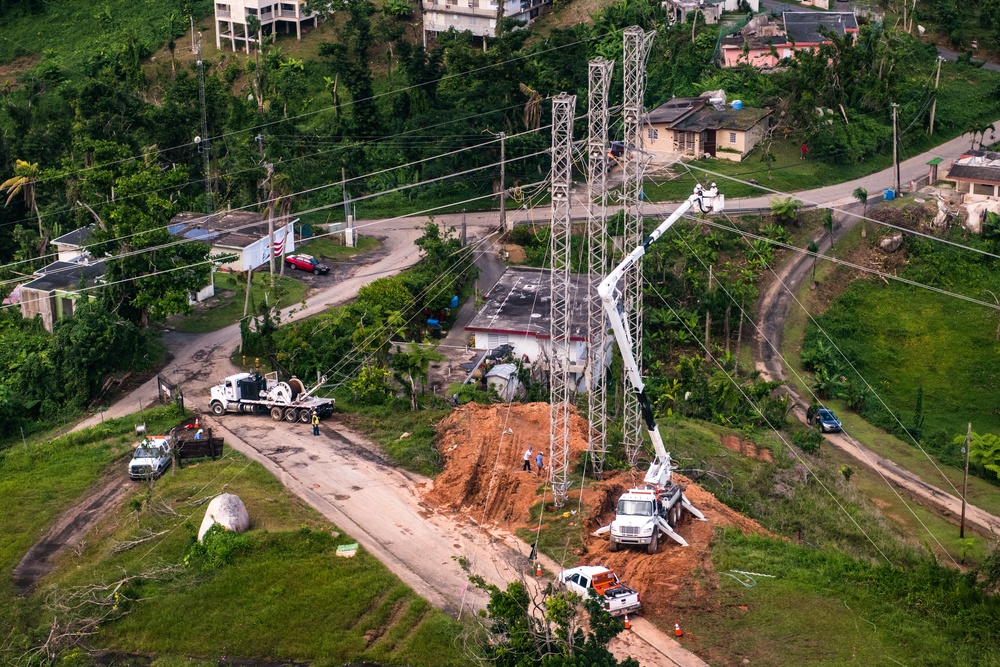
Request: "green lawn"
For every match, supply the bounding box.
[780,221,1000,521]
[0,0,213,68]
[678,530,1000,667]
[295,233,380,259]
[1,407,469,666]
[170,271,309,334]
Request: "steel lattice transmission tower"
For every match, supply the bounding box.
[586,58,614,479]
[549,92,577,508]
[621,26,656,467]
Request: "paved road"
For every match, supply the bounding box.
[754,204,1000,540]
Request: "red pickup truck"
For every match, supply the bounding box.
[284,254,330,275]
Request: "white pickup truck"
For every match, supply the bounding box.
[128,436,172,480]
[557,566,641,617]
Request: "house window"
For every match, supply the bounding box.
[446,0,457,6]
[469,0,479,6]
[973,182,996,196]
[487,333,509,348]
[648,128,659,141]
[246,7,257,14]
[729,132,737,143]
[216,3,230,11]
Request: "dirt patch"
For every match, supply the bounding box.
[423,402,772,618]
[720,434,773,462]
[13,464,132,595]
[426,402,589,526]
[0,55,41,86]
[502,244,527,264]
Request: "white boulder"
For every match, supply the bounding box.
[198,493,251,542]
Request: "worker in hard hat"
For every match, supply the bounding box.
[311,410,320,436]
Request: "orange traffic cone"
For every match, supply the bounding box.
[674,622,683,637]
[623,614,631,630]
[535,562,542,577]
[194,417,200,429]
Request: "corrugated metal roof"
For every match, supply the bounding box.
[671,106,771,132]
[783,11,858,43]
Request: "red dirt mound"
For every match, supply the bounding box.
[424,402,773,615]
[426,402,590,527]
[721,434,773,462]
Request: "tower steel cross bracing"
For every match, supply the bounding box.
[549,92,577,508]
[621,26,656,467]
[586,58,614,479]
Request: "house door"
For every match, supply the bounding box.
[703,130,717,157]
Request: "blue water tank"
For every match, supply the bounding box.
[884,188,895,201]
[450,295,459,308]
[427,318,440,327]
[732,100,743,110]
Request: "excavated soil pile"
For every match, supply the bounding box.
[427,402,590,526]
[581,473,773,616]
[426,403,773,616]
[720,434,773,462]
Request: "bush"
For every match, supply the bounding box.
[185,524,253,570]
[792,426,823,454]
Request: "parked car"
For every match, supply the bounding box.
[817,408,842,433]
[284,254,330,275]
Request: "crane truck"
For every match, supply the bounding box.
[209,371,334,423]
[597,184,725,553]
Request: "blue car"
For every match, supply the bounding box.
[817,408,842,433]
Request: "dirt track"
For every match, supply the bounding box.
[754,202,1000,538]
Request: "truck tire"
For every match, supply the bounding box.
[298,409,312,423]
[271,407,284,421]
[289,262,297,270]
[647,532,658,555]
[211,401,226,416]
[284,407,298,422]
[609,538,619,553]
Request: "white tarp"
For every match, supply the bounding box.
[198,493,251,542]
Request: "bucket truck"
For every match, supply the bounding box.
[597,184,724,552]
[209,371,334,423]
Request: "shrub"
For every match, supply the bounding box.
[792,426,823,454]
[185,524,253,570]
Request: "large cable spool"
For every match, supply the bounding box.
[288,377,305,400]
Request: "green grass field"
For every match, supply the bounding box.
[678,530,1000,667]
[1,407,469,666]
[295,233,380,259]
[169,271,309,334]
[779,220,1000,522]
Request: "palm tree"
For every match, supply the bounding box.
[392,342,446,410]
[1,159,46,256]
[822,208,835,249]
[852,187,868,238]
[808,240,820,286]
[162,12,180,80]
[769,196,802,227]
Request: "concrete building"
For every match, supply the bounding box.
[215,0,318,52]
[644,95,771,162]
[719,11,858,68]
[422,0,551,39]
[51,226,94,263]
[168,210,297,274]
[19,259,106,333]
[464,266,606,391]
[946,151,1000,198]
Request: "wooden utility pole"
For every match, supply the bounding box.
[961,423,971,538]
[499,131,508,232]
[704,264,713,361]
[892,103,901,195]
[929,57,944,136]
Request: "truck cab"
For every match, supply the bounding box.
[609,489,658,552]
[129,436,172,480]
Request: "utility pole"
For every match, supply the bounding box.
[196,33,213,214]
[961,423,971,538]
[342,166,354,247]
[499,131,508,232]
[929,56,944,136]
[892,103,901,195]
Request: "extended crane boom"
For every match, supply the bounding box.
[596,184,724,550]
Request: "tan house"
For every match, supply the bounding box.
[644,97,771,162]
[946,151,1000,198]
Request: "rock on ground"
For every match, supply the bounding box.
[198,493,251,542]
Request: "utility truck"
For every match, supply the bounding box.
[557,566,641,617]
[209,371,334,422]
[597,184,725,552]
[129,435,172,480]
